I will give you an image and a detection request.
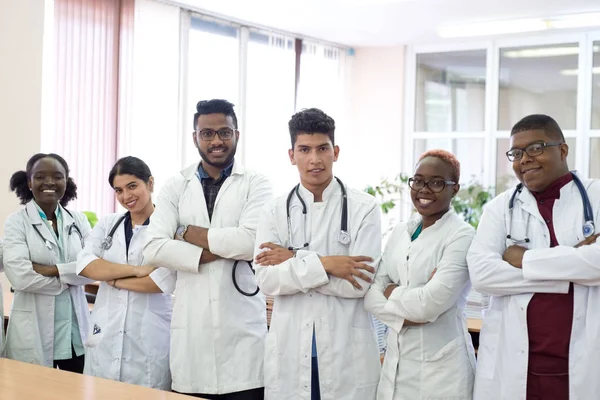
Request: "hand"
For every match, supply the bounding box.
[255,242,294,266]
[320,255,375,289]
[384,283,398,299]
[200,250,220,264]
[32,263,59,277]
[135,265,157,278]
[503,245,527,269]
[404,320,424,327]
[106,280,116,288]
[575,233,600,248]
[429,268,437,281]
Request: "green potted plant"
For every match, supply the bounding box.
[365,176,493,228]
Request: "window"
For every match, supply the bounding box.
[186,18,240,167]
[415,50,486,132]
[413,138,484,184]
[408,35,600,199]
[591,138,600,179]
[245,31,296,196]
[593,41,600,129]
[296,42,345,120]
[498,43,579,131]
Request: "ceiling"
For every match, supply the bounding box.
[174,0,600,46]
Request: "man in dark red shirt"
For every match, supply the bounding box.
[468,114,600,400]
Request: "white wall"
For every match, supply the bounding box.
[0,0,51,291]
[341,46,405,189]
[0,0,49,235]
[340,46,405,231]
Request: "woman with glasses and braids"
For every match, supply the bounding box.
[365,149,476,400]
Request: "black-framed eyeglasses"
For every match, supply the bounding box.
[196,128,235,141]
[506,141,563,162]
[408,177,456,193]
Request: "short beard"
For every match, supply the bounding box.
[198,144,237,169]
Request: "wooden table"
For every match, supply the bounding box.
[0,358,196,399]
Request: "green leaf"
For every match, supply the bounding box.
[82,211,98,228]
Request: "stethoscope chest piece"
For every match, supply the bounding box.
[583,221,595,238]
[338,230,351,245]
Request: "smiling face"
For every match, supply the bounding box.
[510,129,569,193]
[193,113,239,169]
[112,174,153,214]
[288,133,339,192]
[28,157,67,208]
[410,156,459,219]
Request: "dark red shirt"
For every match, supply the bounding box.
[527,172,574,375]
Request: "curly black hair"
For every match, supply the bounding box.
[288,108,335,148]
[9,153,78,207]
[193,99,238,130]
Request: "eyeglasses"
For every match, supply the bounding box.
[408,177,456,193]
[196,128,235,141]
[506,141,563,162]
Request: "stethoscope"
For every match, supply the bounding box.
[28,208,85,250]
[286,176,350,251]
[507,172,595,244]
[101,213,128,250]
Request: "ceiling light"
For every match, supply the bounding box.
[560,67,600,76]
[548,13,600,29]
[503,46,600,58]
[438,19,548,39]
[438,12,600,39]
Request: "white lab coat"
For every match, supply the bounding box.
[77,212,176,389]
[254,180,382,400]
[467,178,600,400]
[143,161,273,394]
[365,209,476,400]
[3,201,92,366]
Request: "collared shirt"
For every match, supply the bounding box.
[527,172,574,375]
[195,161,234,220]
[34,202,84,360]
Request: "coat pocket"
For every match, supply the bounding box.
[7,310,35,350]
[5,310,39,364]
[421,336,474,399]
[351,327,381,388]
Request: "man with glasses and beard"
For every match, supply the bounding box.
[468,114,600,400]
[144,99,273,399]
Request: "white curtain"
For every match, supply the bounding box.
[51,0,131,217]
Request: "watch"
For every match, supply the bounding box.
[176,225,189,241]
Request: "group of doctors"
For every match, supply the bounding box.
[0,98,598,400]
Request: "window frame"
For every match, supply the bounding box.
[406,30,600,196]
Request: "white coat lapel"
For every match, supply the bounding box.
[113,213,128,250]
[212,160,244,215]
[190,177,210,224]
[516,188,545,224]
[25,201,58,248]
